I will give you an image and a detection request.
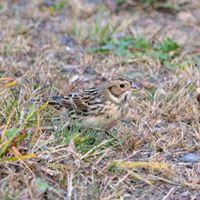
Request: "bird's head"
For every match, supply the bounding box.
[106,78,139,104]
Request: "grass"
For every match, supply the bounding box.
[116,0,181,12]
[90,36,181,69]
[1,0,200,199]
[41,0,67,13]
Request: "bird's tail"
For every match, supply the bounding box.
[29,96,65,109]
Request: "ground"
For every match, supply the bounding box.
[0,0,200,199]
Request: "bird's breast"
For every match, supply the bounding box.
[75,102,127,130]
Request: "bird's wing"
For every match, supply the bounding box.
[48,87,106,113]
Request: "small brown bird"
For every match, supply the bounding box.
[48,78,139,130]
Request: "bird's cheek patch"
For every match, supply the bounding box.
[109,86,124,97]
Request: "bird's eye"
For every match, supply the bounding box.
[120,84,125,88]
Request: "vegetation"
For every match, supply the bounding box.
[0,0,200,199]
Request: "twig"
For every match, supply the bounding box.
[162,187,176,200]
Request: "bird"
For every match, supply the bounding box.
[47,78,139,130]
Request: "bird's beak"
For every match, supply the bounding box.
[131,83,140,91]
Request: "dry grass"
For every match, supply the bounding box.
[0,0,200,199]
